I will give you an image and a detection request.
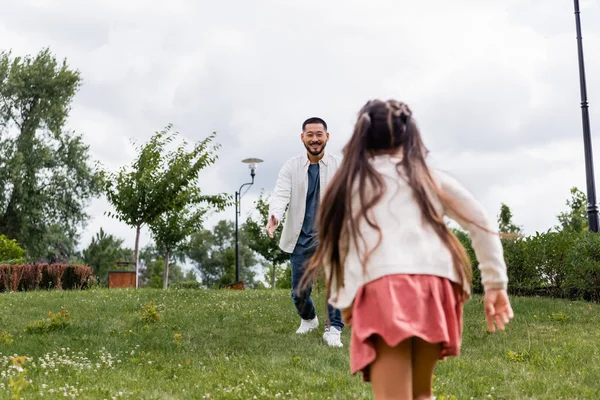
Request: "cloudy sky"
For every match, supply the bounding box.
[1,0,600,262]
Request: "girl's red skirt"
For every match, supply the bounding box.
[350,274,464,382]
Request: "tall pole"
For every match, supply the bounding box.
[235,191,240,282]
[234,159,262,284]
[573,0,599,232]
[234,175,255,283]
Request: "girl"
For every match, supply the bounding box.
[301,99,513,399]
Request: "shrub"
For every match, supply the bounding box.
[25,306,72,334]
[0,331,13,344]
[62,264,94,289]
[489,233,545,297]
[520,231,569,295]
[453,230,481,294]
[18,264,44,291]
[456,227,600,302]
[562,231,600,301]
[0,264,95,292]
[0,235,24,264]
[138,301,162,323]
[173,280,203,289]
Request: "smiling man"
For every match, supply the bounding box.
[266,117,344,347]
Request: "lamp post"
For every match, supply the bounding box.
[573,0,599,232]
[235,158,263,283]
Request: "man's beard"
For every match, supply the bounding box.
[304,141,326,156]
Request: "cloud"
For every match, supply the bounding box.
[1,0,600,261]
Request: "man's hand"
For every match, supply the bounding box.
[484,289,514,332]
[265,215,278,238]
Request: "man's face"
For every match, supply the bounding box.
[301,123,329,156]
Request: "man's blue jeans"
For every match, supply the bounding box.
[290,248,344,331]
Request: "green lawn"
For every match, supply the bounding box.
[0,288,599,399]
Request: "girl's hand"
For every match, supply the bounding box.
[484,289,514,332]
[342,307,353,327]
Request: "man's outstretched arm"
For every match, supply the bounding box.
[266,161,292,238]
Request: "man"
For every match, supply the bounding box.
[266,117,344,347]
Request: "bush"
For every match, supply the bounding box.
[138,301,162,323]
[453,230,482,294]
[456,228,600,302]
[0,235,24,264]
[25,306,72,334]
[0,264,94,292]
[516,231,571,296]
[173,280,203,289]
[562,231,600,301]
[502,236,533,295]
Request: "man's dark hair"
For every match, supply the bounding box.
[302,117,327,131]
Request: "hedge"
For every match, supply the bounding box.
[0,264,95,292]
[457,230,600,302]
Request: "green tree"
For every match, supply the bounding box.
[0,48,99,258]
[244,192,288,288]
[263,261,292,290]
[100,125,228,287]
[498,203,522,234]
[150,203,224,289]
[82,228,134,285]
[187,220,257,288]
[148,163,227,289]
[184,269,197,282]
[138,245,186,288]
[38,223,81,264]
[557,187,588,232]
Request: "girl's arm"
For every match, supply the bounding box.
[434,170,508,292]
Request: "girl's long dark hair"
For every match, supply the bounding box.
[301,99,486,302]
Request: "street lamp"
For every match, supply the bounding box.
[573,0,599,232]
[235,158,263,283]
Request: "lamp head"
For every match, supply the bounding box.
[242,158,263,178]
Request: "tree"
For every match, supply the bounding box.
[244,192,288,288]
[36,223,83,264]
[184,269,197,282]
[100,125,229,287]
[138,245,186,289]
[0,48,99,258]
[498,203,522,235]
[82,228,134,285]
[150,206,202,289]
[263,261,293,290]
[150,201,225,289]
[557,187,588,232]
[148,164,227,289]
[187,220,257,288]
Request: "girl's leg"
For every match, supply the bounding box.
[370,336,412,400]
[411,338,441,400]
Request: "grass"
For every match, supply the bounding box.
[0,288,599,399]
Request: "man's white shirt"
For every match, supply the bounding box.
[268,152,342,253]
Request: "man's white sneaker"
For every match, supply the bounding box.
[296,316,319,334]
[323,327,343,347]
